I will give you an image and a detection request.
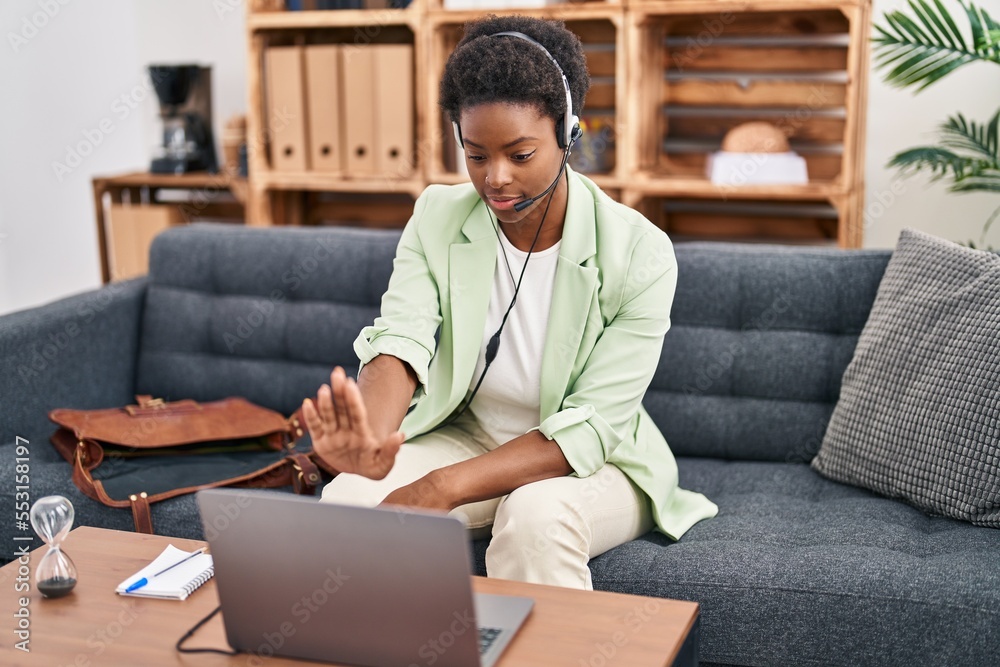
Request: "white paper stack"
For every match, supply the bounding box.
[706,151,809,186]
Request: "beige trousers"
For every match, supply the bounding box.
[319,412,653,590]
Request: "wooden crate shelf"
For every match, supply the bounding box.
[625,0,869,245]
[248,9,421,30]
[627,0,865,10]
[425,6,622,21]
[633,195,841,242]
[627,176,842,200]
[244,0,869,246]
[246,14,424,223]
[304,190,417,227]
[259,171,426,195]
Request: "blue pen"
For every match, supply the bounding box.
[125,547,207,593]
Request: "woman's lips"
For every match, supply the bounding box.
[487,195,524,211]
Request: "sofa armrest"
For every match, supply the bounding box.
[0,278,148,454]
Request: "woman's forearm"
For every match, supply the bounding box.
[356,354,419,441]
[434,430,573,508]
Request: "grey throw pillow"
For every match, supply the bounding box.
[812,228,1000,527]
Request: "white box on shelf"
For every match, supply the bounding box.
[706,151,809,186]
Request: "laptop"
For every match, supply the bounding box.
[196,488,533,667]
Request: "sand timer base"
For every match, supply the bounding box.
[38,576,77,598]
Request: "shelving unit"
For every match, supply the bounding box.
[245,0,426,227]
[622,0,870,245]
[244,0,870,246]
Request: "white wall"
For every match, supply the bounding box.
[1,0,142,316]
[864,0,1000,250]
[0,0,246,316]
[132,2,248,167]
[1,0,997,316]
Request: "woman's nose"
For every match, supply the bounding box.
[486,162,512,189]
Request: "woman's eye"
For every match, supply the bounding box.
[467,154,485,162]
[512,152,535,162]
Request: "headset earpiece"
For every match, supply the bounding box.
[452,121,464,149]
[555,115,582,150]
[564,114,581,149]
[568,118,582,148]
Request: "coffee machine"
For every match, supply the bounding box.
[149,64,218,174]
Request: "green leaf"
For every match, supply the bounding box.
[889,107,1000,203]
[950,177,1000,193]
[911,53,974,90]
[873,0,1000,90]
[889,146,966,179]
[912,0,954,48]
[988,108,1000,154]
[962,0,987,52]
[935,0,967,49]
[938,112,1000,161]
[881,48,970,90]
[895,11,935,44]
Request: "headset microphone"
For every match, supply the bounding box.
[512,124,580,213]
[513,149,570,213]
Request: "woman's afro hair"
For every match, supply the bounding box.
[439,15,590,125]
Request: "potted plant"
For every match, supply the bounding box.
[873,0,1000,248]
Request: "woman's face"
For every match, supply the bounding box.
[459,102,566,227]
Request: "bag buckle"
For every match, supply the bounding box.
[289,456,321,491]
[126,396,203,416]
[77,441,89,465]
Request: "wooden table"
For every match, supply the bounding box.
[92,171,248,283]
[0,527,698,666]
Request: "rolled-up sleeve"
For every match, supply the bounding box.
[536,234,677,477]
[353,190,442,407]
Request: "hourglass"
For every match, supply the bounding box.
[29,496,78,598]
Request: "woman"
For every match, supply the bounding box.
[303,15,717,590]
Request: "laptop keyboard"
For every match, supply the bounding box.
[478,626,503,654]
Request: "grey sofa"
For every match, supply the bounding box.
[2,224,997,666]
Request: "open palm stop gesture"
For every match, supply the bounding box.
[301,366,405,479]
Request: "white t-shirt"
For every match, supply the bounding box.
[468,229,561,446]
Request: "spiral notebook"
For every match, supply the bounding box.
[116,544,214,600]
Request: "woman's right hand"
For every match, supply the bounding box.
[302,366,404,480]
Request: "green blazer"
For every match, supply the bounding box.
[354,167,718,539]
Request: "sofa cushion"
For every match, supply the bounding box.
[646,243,891,463]
[574,458,1000,666]
[136,224,400,415]
[812,229,1000,527]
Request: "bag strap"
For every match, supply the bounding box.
[130,493,154,534]
[55,420,332,534]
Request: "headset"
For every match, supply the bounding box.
[452,30,582,151]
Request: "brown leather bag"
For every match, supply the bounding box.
[49,395,337,534]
